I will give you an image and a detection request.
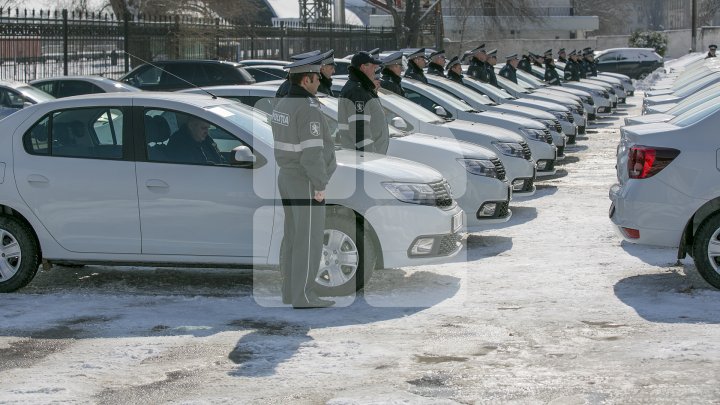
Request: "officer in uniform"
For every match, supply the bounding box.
[532,52,544,68]
[275,49,322,97]
[557,48,568,64]
[426,49,446,77]
[576,49,588,79]
[518,53,532,73]
[543,49,562,86]
[380,51,406,96]
[446,56,464,84]
[338,51,389,154]
[271,52,338,308]
[583,48,598,77]
[404,48,429,83]
[499,53,519,84]
[317,50,337,96]
[706,44,717,58]
[564,50,580,81]
[466,44,489,82]
[486,48,499,87]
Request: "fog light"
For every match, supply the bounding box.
[536,160,548,171]
[512,179,525,191]
[622,227,640,239]
[478,203,497,218]
[410,238,435,256]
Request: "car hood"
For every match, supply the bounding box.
[624,113,673,126]
[394,133,497,160]
[646,89,674,97]
[493,103,557,119]
[335,149,443,183]
[535,87,590,99]
[478,110,547,129]
[505,98,569,112]
[441,119,525,142]
[644,94,680,104]
[646,103,675,114]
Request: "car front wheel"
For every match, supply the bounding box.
[692,212,720,289]
[314,213,377,297]
[0,216,40,293]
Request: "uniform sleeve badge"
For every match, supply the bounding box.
[310,122,321,137]
[355,101,365,113]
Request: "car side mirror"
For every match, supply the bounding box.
[434,105,448,117]
[232,145,256,165]
[390,116,407,130]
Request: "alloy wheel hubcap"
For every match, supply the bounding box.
[316,229,359,288]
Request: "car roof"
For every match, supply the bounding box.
[145,59,244,66]
[46,91,224,106]
[0,80,30,89]
[29,75,119,84]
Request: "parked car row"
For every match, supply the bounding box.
[610,52,720,289]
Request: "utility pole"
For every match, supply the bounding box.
[691,0,698,51]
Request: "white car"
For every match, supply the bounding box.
[642,72,720,110]
[181,84,514,231]
[0,80,55,120]
[609,100,720,289]
[29,76,140,98]
[515,69,612,116]
[0,92,465,294]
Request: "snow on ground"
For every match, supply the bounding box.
[2,93,720,404]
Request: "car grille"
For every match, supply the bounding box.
[553,119,562,132]
[519,141,532,160]
[520,177,534,192]
[602,91,610,99]
[585,97,594,105]
[542,128,552,144]
[438,233,462,256]
[543,159,555,171]
[557,145,565,157]
[566,112,574,123]
[575,105,583,114]
[490,158,506,180]
[430,180,454,209]
[476,201,510,220]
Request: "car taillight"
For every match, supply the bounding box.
[628,145,680,179]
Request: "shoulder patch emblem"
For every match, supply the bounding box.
[355,101,365,113]
[310,122,321,137]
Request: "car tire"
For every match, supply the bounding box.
[692,212,720,289]
[314,213,377,297]
[0,216,40,293]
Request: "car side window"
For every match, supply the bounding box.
[383,107,415,132]
[404,89,453,118]
[32,82,56,97]
[1,89,26,108]
[145,109,244,166]
[57,81,103,97]
[162,64,202,87]
[598,53,617,63]
[135,65,162,85]
[23,107,124,159]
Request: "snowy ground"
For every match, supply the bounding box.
[3,93,720,404]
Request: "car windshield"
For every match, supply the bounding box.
[465,78,514,100]
[431,78,496,105]
[496,75,531,94]
[669,100,720,127]
[204,101,274,145]
[516,70,545,88]
[668,92,719,116]
[378,88,445,124]
[409,81,477,111]
[308,96,405,138]
[16,85,55,102]
[675,73,720,97]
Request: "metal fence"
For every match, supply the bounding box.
[0,8,397,82]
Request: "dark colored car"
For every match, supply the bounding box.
[595,48,664,79]
[119,60,255,91]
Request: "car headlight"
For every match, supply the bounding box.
[383,182,437,206]
[457,159,498,178]
[550,111,567,121]
[520,128,551,143]
[493,142,525,158]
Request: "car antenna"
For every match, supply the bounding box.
[121,51,217,99]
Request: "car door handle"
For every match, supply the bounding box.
[27,174,49,184]
[145,179,169,189]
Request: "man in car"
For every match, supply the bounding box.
[466,44,489,82]
[544,49,562,86]
[707,44,717,59]
[380,51,406,96]
[426,49,446,77]
[499,53,520,84]
[166,117,225,165]
[446,56,464,84]
[404,48,429,84]
[338,51,389,154]
[486,48,499,87]
[272,52,337,309]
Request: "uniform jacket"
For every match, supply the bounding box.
[318,75,334,97]
[380,68,405,96]
[275,79,291,98]
[518,57,532,73]
[544,60,562,86]
[486,64,499,87]
[558,56,568,63]
[584,59,598,76]
[404,60,429,84]
[427,62,446,77]
[166,126,225,165]
[578,60,588,79]
[564,61,580,81]
[338,66,390,154]
[467,57,489,82]
[447,70,464,84]
[499,63,518,84]
[706,52,716,59]
[272,84,337,192]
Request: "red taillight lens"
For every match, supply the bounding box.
[628,145,680,179]
[622,227,640,239]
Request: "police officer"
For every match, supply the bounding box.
[532,52,544,68]
[272,52,337,308]
[706,44,717,58]
[446,56,464,84]
[499,53,519,84]
[404,48,429,83]
[338,51,389,154]
[518,53,532,73]
[557,48,567,64]
[426,49,446,77]
[380,51,406,96]
[317,50,337,96]
[275,49,321,97]
[466,44,489,82]
[564,50,581,81]
[543,49,561,86]
[486,48,499,87]
[583,48,598,77]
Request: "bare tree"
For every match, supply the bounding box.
[0,0,19,10]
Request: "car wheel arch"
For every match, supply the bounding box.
[680,197,720,259]
[0,204,42,261]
